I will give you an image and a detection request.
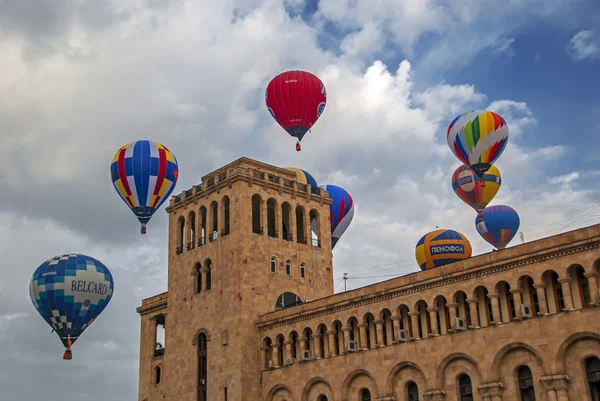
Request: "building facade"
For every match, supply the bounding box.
[137,157,600,401]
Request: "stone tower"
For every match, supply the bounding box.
[136,157,334,401]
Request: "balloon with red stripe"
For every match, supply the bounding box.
[318,184,354,249]
[265,70,327,151]
[110,140,179,234]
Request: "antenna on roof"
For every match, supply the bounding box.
[519,232,524,244]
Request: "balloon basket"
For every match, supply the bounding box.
[63,348,72,360]
[141,225,147,234]
[296,142,301,152]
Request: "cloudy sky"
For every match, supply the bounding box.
[1,0,599,399]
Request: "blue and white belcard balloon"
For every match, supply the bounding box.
[29,254,114,360]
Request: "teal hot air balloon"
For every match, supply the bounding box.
[29,254,114,360]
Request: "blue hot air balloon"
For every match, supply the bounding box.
[110,140,179,234]
[319,184,354,249]
[29,254,114,360]
[475,205,520,249]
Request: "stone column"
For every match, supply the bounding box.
[428,307,440,336]
[510,289,523,320]
[541,375,569,401]
[342,327,352,348]
[299,336,307,358]
[284,340,293,364]
[311,334,322,359]
[327,331,337,356]
[478,382,503,401]
[533,283,549,315]
[558,278,574,311]
[290,205,296,242]
[488,293,502,324]
[261,199,268,236]
[271,343,280,367]
[260,346,267,369]
[408,312,420,339]
[466,298,480,328]
[584,272,599,306]
[305,211,312,246]
[199,266,208,292]
[391,315,401,340]
[446,303,458,332]
[422,389,446,401]
[374,320,385,346]
[358,324,368,350]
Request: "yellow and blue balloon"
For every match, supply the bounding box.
[415,229,472,271]
[452,164,502,212]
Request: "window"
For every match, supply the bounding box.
[518,366,536,401]
[317,396,328,401]
[586,357,600,401]
[360,389,371,401]
[251,194,262,234]
[154,366,161,384]
[224,387,227,401]
[195,263,202,294]
[407,381,419,401]
[285,260,292,275]
[270,257,277,273]
[300,263,306,278]
[275,292,302,309]
[205,259,212,290]
[197,333,207,401]
[458,374,473,401]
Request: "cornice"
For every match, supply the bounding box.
[257,236,600,332]
[136,299,168,316]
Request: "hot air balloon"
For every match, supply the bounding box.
[29,254,114,360]
[475,205,520,249]
[415,229,472,271]
[319,184,354,249]
[452,165,502,212]
[110,140,179,234]
[265,70,327,151]
[447,110,509,177]
[285,167,318,189]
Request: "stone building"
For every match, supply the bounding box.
[136,156,600,401]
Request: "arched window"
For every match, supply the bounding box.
[197,333,207,401]
[210,201,218,241]
[360,388,371,401]
[458,374,473,401]
[318,396,328,401]
[407,381,419,401]
[222,196,230,236]
[154,366,161,384]
[285,260,292,276]
[586,357,600,401]
[518,366,536,401]
[251,194,262,234]
[275,292,302,309]
[194,263,202,294]
[177,216,185,254]
[270,257,277,273]
[300,263,306,278]
[205,259,212,291]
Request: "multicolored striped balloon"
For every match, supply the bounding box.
[415,229,472,271]
[447,110,509,177]
[319,184,354,249]
[452,164,502,212]
[29,254,114,360]
[475,205,520,249]
[110,140,179,234]
[285,167,318,188]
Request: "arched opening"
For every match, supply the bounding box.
[347,316,359,347]
[360,388,371,401]
[177,216,185,254]
[415,300,431,338]
[317,324,328,358]
[197,333,207,401]
[303,327,314,356]
[154,366,161,384]
[318,396,328,401]
[496,281,515,322]
[434,296,450,335]
[586,356,600,401]
[154,314,165,357]
[458,374,473,401]
[285,260,292,276]
[542,270,564,313]
[188,212,196,250]
[275,335,284,367]
[222,196,230,236]
[275,292,302,310]
[310,209,320,247]
[474,286,492,327]
[205,259,212,291]
[518,276,540,316]
[289,331,299,361]
[210,201,218,241]
[453,291,471,327]
[332,320,343,355]
[281,202,292,241]
[380,309,393,345]
[397,305,411,338]
[270,257,277,273]
[407,381,419,401]
[517,365,536,401]
[263,337,272,369]
[300,262,306,278]
[194,262,202,294]
[570,264,591,308]
[251,194,262,234]
[295,206,306,244]
[199,206,207,246]
[267,198,278,238]
[364,313,376,349]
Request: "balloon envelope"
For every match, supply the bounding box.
[29,254,114,352]
[320,184,354,249]
[285,167,318,188]
[415,229,472,271]
[447,110,509,177]
[475,205,520,249]
[110,140,179,233]
[265,70,327,146]
[452,164,502,212]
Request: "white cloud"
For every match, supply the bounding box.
[567,29,599,61]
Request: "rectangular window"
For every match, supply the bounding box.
[224,387,227,401]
